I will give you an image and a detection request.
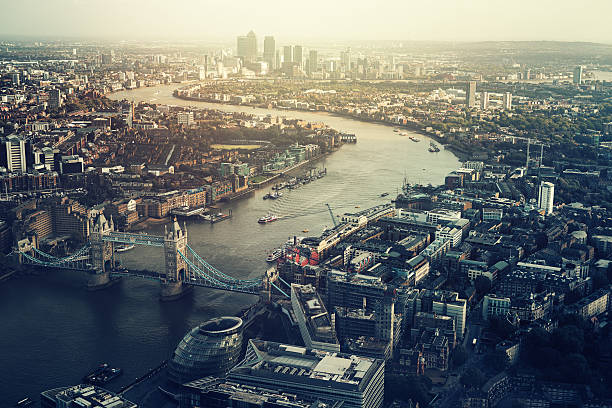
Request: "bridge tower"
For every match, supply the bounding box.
[162,218,189,300]
[88,213,115,289]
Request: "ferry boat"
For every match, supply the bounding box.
[269,191,283,199]
[115,244,135,253]
[15,398,33,407]
[258,214,278,224]
[429,141,441,152]
[266,249,283,262]
[409,136,420,142]
[83,363,123,385]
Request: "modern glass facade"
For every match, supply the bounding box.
[168,317,243,384]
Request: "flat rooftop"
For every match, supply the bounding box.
[230,340,384,390]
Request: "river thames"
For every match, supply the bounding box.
[0,84,460,405]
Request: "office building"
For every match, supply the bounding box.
[466,81,476,108]
[327,269,387,311]
[402,289,467,338]
[283,45,293,65]
[341,49,352,71]
[503,92,512,110]
[48,88,62,109]
[181,377,341,408]
[60,155,84,174]
[263,36,276,69]
[11,72,20,86]
[308,49,318,74]
[573,65,583,85]
[2,135,27,173]
[294,45,304,69]
[538,181,555,215]
[41,384,137,408]
[480,91,489,109]
[237,30,257,62]
[168,317,243,384]
[228,340,385,408]
[291,283,340,352]
[177,111,194,126]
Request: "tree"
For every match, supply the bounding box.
[484,350,510,373]
[452,345,468,368]
[551,325,584,354]
[385,374,432,407]
[460,367,486,389]
[488,315,518,340]
[474,275,492,296]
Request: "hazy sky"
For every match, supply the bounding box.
[1,0,612,43]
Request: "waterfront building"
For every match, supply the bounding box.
[466,81,476,108]
[263,36,276,69]
[41,384,136,408]
[573,65,583,84]
[180,377,341,408]
[228,340,385,408]
[538,181,555,215]
[168,317,243,384]
[291,283,340,352]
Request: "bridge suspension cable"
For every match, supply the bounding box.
[178,249,262,292]
[185,244,261,283]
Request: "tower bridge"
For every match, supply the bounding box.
[15,214,289,300]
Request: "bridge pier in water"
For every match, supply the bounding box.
[161,218,189,301]
[87,214,116,290]
[17,214,286,300]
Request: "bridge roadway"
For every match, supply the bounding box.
[109,268,266,296]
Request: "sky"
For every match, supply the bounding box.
[1,0,612,44]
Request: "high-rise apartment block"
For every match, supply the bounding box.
[466,81,476,108]
[538,181,555,215]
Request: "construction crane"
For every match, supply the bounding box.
[326,203,338,227]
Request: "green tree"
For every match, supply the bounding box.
[460,367,486,389]
[451,345,468,368]
[484,350,510,373]
[474,275,492,296]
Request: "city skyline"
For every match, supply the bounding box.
[2,0,612,43]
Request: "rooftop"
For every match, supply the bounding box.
[41,384,137,408]
[229,340,384,391]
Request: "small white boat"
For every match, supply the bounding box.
[115,244,135,253]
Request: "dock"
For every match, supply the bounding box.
[169,206,206,218]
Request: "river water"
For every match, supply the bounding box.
[0,84,460,405]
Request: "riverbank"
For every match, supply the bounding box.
[172,92,468,161]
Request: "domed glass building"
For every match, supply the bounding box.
[168,316,243,384]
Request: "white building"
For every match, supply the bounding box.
[503,92,512,110]
[177,111,194,126]
[538,181,555,215]
[436,226,462,248]
[3,135,26,173]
